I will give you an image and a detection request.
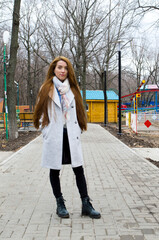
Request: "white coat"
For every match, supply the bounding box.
[41,85,83,170]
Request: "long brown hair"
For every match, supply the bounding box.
[33,56,87,131]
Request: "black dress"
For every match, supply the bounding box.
[62,128,71,165]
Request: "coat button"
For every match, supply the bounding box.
[75,121,77,124]
[77,137,79,139]
[71,106,74,108]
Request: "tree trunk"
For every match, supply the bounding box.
[7,0,21,139]
[82,70,86,109]
[81,56,87,109]
[27,45,32,111]
[81,31,86,109]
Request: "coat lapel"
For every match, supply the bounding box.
[49,85,61,108]
[66,89,74,105]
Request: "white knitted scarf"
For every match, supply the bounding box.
[53,76,70,122]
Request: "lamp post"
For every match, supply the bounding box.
[104,63,107,126]
[117,40,122,135]
[30,89,33,111]
[3,31,9,140]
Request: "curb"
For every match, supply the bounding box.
[102,125,159,170]
[0,134,42,166]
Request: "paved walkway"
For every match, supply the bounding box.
[133,148,159,162]
[0,124,159,240]
[0,152,14,163]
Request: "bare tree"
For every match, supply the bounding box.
[130,39,147,88]
[92,0,137,90]
[153,53,159,87]
[19,0,42,111]
[31,33,48,107]
[120,70,137,96]
[7,0,21,139]
[56,0,107,108]
[137,0,159,11]
[144,50,159,88]
[0,0,13,26]
[15,53,28,105]
[135,0,159,28]
[129,37,159,106]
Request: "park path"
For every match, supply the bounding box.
[0,124,159,240]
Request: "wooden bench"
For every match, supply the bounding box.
[0,113,4,129]
[19,112,34,129]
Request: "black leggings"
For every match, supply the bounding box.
[49,166,88,199]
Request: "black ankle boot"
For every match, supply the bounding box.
[81,197,101,219]
[56,196,69,218]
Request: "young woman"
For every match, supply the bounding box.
[33,56,101,219]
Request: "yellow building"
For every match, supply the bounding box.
[84,90,118,123]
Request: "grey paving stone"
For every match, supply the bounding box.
[0,124,159,240]
[134,236,145,240]
[141,228,155,234]
[120,236,134,240]
[144,236,159,240]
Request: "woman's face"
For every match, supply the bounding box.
[54,60,68,81]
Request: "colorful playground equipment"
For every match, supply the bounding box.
[131,80,145,114]
[123,82,159,133]
[122,83,159,113]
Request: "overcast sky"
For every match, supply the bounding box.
[138,10,159,48]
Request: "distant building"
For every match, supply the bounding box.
[1,90,119,123]
[82,90,118,123]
